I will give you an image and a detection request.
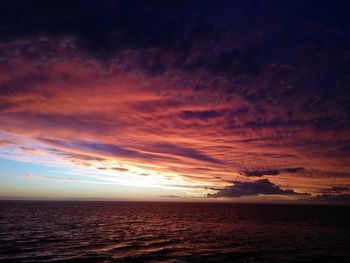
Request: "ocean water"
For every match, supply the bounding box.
[0,202,349,262]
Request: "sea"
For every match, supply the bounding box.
[0,201,349,262]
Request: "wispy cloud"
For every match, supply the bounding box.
[19,173,115,185]
[0,140,15,147]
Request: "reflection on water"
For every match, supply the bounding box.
[0,201,349,262]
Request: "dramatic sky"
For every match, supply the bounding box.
[0,0,350,203]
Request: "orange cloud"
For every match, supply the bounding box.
[0,38,349,201]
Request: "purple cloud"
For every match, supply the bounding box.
[208,179,308,198]
[241,167,305,177]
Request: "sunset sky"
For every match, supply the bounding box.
[0,0,349,203]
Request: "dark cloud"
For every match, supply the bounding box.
[0,0,349,201]
[0,1,349,133]
[320,186,350,194]
[179,107,250,121]
[241,167,304,177]
[159,195,186,199]
[40,138,220,166]
[284,167,304,173]
[307,194,350,204]
[41,138,167,160]
[147,142,220,164]
[48,148,106,162]
[97,166,128,172]
[207,179,308,198]
[0,102,20,112]
[0,112,113,135]
[112,167,129,172]
[242,170,279,177]
[181,110,225,120]
[0,73,50,96]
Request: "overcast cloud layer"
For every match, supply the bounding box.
[0,1,350,202]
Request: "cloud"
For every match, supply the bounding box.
[20,173,112,185]
[0,140,14,147]
[0,1,349,201]
[284,167,304,173]
[19,146,45,155]
[306,194,350,204]
[241,169,279,177]
[145,142,221,164]
[181,110,225,120]
[37,137,223,176]
[159,195,187,199]
[207,179,308,198]
[21,173,33,179]
[20,173,78,182]
[47,148,106,162]
[320,186,350,194]
[241,167,305,177]
[40,138,166,161]
[0,73,49,97]
[97,166,129,172]
[112,167,129,172]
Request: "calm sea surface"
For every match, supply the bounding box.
[0,201,349,262]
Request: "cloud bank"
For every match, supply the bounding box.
[0,1,349,202]
[207,179,308,198]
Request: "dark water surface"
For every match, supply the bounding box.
[0,201,349,262]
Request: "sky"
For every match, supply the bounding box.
[0,0,350,203]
